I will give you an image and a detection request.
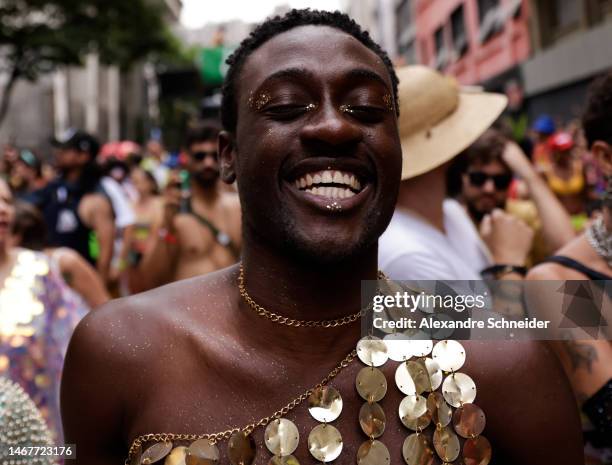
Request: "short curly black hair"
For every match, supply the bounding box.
[220,8,399,132]
[582,72,612,149]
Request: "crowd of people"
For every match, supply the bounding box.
[1,8,611,465]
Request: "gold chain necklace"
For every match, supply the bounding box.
[238,264,385,328]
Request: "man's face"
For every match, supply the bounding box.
[188,141,219,187]
[146,140,164,159]
[54,147,86,172]
[461,160,512,221]
[0,179,15,246]
[225,25,402,263]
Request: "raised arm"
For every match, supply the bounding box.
[138,191,181,288]
[502,141,575,252]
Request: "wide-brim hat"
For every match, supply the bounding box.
[397,65,508,180]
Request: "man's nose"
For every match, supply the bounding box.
[203,156,217,168]
[482,178,496,193]
[299,103,363,149]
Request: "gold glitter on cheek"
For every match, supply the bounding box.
[247,91,271,111]
[383,93,394,112]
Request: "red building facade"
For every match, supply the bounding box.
[414,0,531,85]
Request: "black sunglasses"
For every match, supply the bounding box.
[191,150,217,161]
[467,171,513,190]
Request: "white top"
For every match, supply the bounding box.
[379,199,492,280]
[100,177,136,229]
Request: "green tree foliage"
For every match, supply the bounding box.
[0,0,181,126]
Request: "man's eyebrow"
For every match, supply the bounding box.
[345,68,390,91]
[254,67,390,91]
[257,67,317,88]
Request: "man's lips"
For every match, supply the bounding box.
[282,157,375,212]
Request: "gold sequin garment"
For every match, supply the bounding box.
[0,249,88,444]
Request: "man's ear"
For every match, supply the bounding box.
[218,130,237,184]
[592,141,612,176]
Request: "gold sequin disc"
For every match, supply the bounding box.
[141,441,173,464]
[399,395,428,424]
[359,402,386,438]
[308,386,343,423]
[395,362,416,396]
[164,446,187,465]
[463,436,492,465]
[422,358,443,391]
[433,426,460,462]
[185,440,219,465]
[401,410,432,432]
[410,339,433,357]
[442,372,477,408]
[357,336,388,367]
[307,424,343,462]
[265,419,299,457]
[453,403,486,438]
[356,366,387,402]
[383,333,413,361]
[356,440,390,465]
[268,455,301,465]
[402,433,436,465]
[432,340,466,372]
[228,432,256,465]
[426,392,452,427]
[409,359,442,393]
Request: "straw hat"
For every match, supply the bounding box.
[397,65,508,180]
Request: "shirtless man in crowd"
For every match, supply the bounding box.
[62,10,582,465]
[140,123,241,287]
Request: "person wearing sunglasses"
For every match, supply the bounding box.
[140,123,241,288]
[458,128,575,267]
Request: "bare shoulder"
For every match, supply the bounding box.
[81,191,112,210]
[221,189,241,212]
[78,192,112,224]
[52,246,84,268]
[71,264,239,359]
[463,341,582,463]
[528,233,591,280]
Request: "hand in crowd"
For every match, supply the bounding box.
[480,208,534,266]
[161,183,181,231]
[502,140,537,181]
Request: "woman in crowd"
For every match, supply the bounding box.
[124,167,162,293]
[11,201,110,309]
[529,73,612,465]
[0,177,88,443]
[544,132,590,229]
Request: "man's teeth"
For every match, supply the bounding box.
[294,170,362,195]
[308,186,355,199]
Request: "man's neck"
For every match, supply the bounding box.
[236,232,379,354]
[63,168,82,184]
[191,180,220,205]
[396,167,447,232]
[0,244,11,271]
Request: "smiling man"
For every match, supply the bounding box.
[61,10,581,465]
